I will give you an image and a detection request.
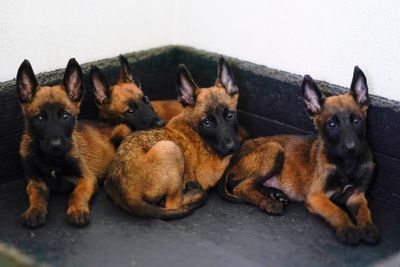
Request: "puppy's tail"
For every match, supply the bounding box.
[122,190,207,220]
[217,151,246,204]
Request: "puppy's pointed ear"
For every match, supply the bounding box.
[16,60,38,103]
[90,66,110,104]
[301,75,324,116]
[216,57,239,95]
[177,64,198,106]
[350,66,370,108]
[63,58,84,102]
[118,55,140,87]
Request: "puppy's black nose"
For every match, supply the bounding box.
[49,137,63,151]
[224,142,235,154]
[154,118,165,127]
[343,141,356,153]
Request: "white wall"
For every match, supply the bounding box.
[0,0,177,82]
[1,0,400,101]
[175,0,400,101]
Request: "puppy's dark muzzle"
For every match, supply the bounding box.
[224,141,236,154]
[44,136,68,155]
[153,118,165,128]
[342,141,361,155]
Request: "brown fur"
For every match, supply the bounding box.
[93,56,248,144]
[91,60,174,143]
[97,82,144,122]
[105,76,239,219]
[152,100,184,121]
[19,78,116,227]
[102,93,247,142]
[221,83,378,245]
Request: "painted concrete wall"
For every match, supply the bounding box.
[1,0,399,101]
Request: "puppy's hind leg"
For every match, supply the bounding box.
[143,140,186,209]
[232,142,285,214]
[179,181,207,209]
[120,140,205,218]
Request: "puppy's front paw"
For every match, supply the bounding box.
[336,226,360,245]
[259,199,283,215]
[359,224,380,245]
[21,207,47,228]
[67,207,90,226]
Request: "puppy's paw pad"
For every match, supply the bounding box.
[360,224,380,245]
[67,207,90,226]
[260,199,283,215]
[260,187,289,206]
[271,192,289,206]
[336,226,360,245]
[21,207,47,228]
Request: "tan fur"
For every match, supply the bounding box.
[152,100,184,121]
[20,85,116,227]
[21,86,79,118]
[223,92,377,244]
[105,86,238,218]
[98,82,144,121]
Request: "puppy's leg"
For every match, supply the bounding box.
[21,179,49,228]
[234,179,284,214]
[142,140,187,209]
[231,142,285,214]
[346,192,379,245]
[259,187,289,206]
[306,193,360,245]
[182,181,207,206]
[67,168,97,226]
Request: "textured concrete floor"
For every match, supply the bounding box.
[0,180,399,267]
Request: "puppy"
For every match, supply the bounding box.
[104,57,241,219]
[218,67,379,245]
[17,59,116,227]
[90,55,166,146]
[90,55,247,146]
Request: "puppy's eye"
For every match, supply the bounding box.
[225,110,235,120]
[35,114,44,122]
[328,121,337,128]
[353,118,361,126]
[127,108,136,114]
[202,117,212,127]
[62,111,71,120]
[142,96,150,105]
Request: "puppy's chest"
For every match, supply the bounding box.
[324,167,360,203]
[192,156,230,190]
[26,155,82,192]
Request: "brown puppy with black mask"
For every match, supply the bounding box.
[219,67,379,245]
[105,57,241,219]
[90,55,165,147]
[91,55,248,147]
[17,59,116,228]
